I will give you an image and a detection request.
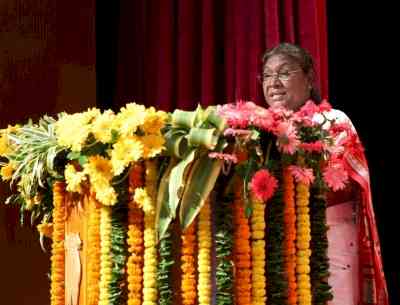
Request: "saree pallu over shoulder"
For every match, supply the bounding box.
[344,148,389,305]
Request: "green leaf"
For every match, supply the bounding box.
[67,151,81,160]
[168,149,196,218]
[164,129,188,158]
[155,158,178,242]
[78,155,88,166]
[187,127,218,150]
[179,152,223,230]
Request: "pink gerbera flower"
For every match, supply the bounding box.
[274,122,300,155]
[297,100,320,117]
[223,128,253,138]
[299,141,325,153]
[208,152,238,163]
[252,111,275,132]
[323,160,349,191]
[250,169,278,202]
[288,165,315,186]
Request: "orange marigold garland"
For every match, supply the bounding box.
[250,196,266,305]
[181,220,197,305]
[296,182,312,305]
[127,163,144,305]
[87,193,101,305]
[233,184,252,305]
[283,167,298,305]
[50,181,66,305]
[197,199,212,305]
[249,168,278,305]
[142,160,158,305]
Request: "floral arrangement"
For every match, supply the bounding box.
[0,99,362,305]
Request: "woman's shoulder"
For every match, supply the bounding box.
[313,108,356,131]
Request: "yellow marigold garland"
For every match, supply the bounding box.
[127,163,144,305]
[283,167,297,305]
[50,181,66,305]
[250,196,266,305]
[142,160,158,305]
[296,182,312,305]
[181,220,197,305]
[99,206,112,305]
[87,193,101,305]
[197,199,212,305]
[233,186,252,305]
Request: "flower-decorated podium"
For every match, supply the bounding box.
[0,101,361,305]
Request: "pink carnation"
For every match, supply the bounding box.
[323,160,349,191]
[208,152,238,163]
[250,169,278,202]
[288,165,315,186]
[274,122,300,155]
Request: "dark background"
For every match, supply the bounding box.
[327,2,398,303]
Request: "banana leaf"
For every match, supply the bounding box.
[171,107,200,128]
[164,128,188,158]
[168,149,196,217]
[187,127,218,150]
[155,158,178,242]
[179,152,223,230]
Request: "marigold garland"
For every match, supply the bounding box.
[215,194,234,305]
[99,206,112,305]
[250,195,266,305]
[295,182,312,305]
[127,163,144,305]
[283,167,298,305]
[142,160,158,305]
[87,194,101,305]
[50,181,66,305]
[181,220,197,305]
[197,199,212,305]
[233,184,252,305]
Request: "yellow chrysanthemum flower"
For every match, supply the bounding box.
[142,107,168,134]
[84,156,117,206]
[64,164,86,193]
[0,134,11,156]
[140,134,165,159]
[134,187,154,214]
[56,108,100,152]
[113,103,147,137]
[91,110,116,144]
[111,136,144,176]
[0,163,14,181]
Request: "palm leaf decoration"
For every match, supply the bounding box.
[5,115,65,208]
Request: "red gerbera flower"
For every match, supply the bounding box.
[250,169,278,202]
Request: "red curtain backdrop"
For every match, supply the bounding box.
[114,0,328,112]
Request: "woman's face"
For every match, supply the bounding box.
[262,54,312,111]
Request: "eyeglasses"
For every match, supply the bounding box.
[259,69,302,83]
